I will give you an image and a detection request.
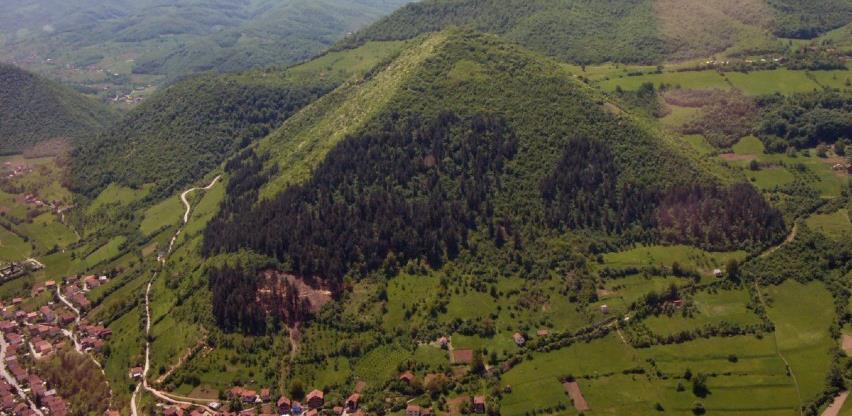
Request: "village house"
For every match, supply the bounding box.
[473,396,486,414]
[0,320,17,333]
[512,332,525,346]
[306,389,324,409]
[713,268,723,278]
[399,371,416,384]
[406,404,421,416]
[276,396,291,414]
[345,393,360,412]
[537,329,550,337]
[600,304,610,314]
[130,367,144,379]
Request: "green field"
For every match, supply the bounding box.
[140,195,183,236]
[643,288,762,336]
[602,244,747,276]
[87,183,151,214]
[725,70,822,95]
[0,226,31,262]
[500,335,636,415]
[764,280,836,403]
[84,236,127,268]
[805,209,852,240]
[599,70,730,92]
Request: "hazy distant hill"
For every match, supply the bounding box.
[0,63,116,155]
[338,0,852,64]
[0,0,412,86]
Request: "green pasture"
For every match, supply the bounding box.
[601,244,746,276]
[764,280,835,403]
[725,70,821,95]
[84,236,127,268]
[140,195,183,236]
[643,288,762,336]
[499,335,636,415]
[0,226,31,262]
[805,209,852,240]
[87,183,151,214]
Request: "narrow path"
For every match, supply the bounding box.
[753,281,803,415]
[760,223,798,259]
[131,176,221,415]
[0,335,44,415]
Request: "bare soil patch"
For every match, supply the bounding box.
[842,334,852,355]
[720,153,756,161]
[452,349,473,364]
[821,391,848,416]
[564,381,590,411]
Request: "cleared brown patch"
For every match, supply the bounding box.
[842,334,852,355]
[821,391,848,416]
[452,348,473,364]
[447,395,470,416]
[22,137,71,158]
[564,381,590,411]
[354,380,367,393]
[719,153,755,161]
[259,270,333,313]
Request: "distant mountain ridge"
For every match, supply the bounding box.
[0,63,116,155]
[337,0,852,64]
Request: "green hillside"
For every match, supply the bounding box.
[338,0,852,64]
[0,63,116,155]
[202,30,785,333]
[69,39,409,200]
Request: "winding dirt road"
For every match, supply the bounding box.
[131,176,221,416]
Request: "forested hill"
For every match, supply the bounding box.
[202,31,786,334]
[69,39,411,200]
[0,64,116,155]
[337,0,852,64]
[69,71,333,200]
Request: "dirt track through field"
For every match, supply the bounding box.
[564,381,590,411]
[821,391,848,416]
[131,176,221,416]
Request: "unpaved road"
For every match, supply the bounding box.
[131,176,221,415]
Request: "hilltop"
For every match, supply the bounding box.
[201,30,785,332]
[0,64,116,155]
[338,0,852,64]
[70,39,411,200]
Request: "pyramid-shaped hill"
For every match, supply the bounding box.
[202,30,785,331]
[0,63,117,155]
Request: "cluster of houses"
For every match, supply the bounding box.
[2,163,32,179]
[63,275,109,311]
[0,373,69,416]
[0,304,72,416]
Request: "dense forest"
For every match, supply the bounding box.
[0,64,116,155]
[756,90,852,152]
[205,113,518,332]
[71,72,333,199]
[541,138,787,250]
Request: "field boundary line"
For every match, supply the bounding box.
[753,281,803,415]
